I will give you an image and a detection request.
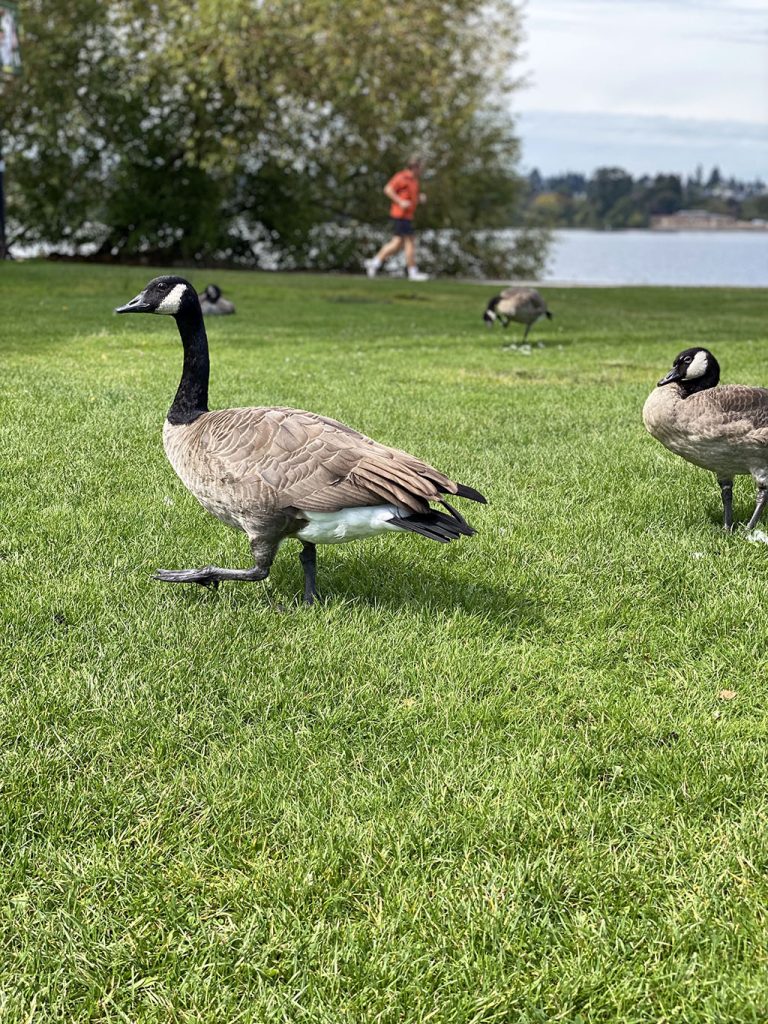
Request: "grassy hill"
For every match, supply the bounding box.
[1,262,767,1021]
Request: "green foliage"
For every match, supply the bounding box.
[2,264,768,1020]
[415,225,550,280]
[742,194,768,220]
[588,167,634,219]
[1,0,541,276]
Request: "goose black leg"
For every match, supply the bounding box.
[154,565,269,587]
[746,485,768,531]
[154,537,277,589]
[298,542,319,606]
[522,322,532,343]
[718,478,734,532]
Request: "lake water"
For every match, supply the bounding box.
[540,229,768,287]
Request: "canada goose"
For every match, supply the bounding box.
[115,276,486,604]
[483,287,553,340]
[198,284,235,316]
[643,347,768,531]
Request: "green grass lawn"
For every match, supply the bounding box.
[2,262,768,1022]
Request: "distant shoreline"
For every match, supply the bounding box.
[517,225,768,234]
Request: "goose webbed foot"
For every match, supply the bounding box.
[718,479,734,532]
[746,486,768,531]
[298,542,320,606]
[153,565,269,587]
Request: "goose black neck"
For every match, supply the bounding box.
[167,306,210,425]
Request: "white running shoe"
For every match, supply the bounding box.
[364,258,380,278]
[407,267,429,281]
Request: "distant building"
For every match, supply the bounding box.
[652,209,767,231]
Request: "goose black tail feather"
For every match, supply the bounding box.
[439,499,475,529]
[390,508,477,543]
[455,483,487,504]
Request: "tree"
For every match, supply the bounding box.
[528,191,574,227]
[527,169,544,195]
[742,194,768,221]
[587,167,634,220]
[644,174,683,216]
[1,0,547,276]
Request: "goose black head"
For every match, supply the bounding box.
[115,276,199,317]
[203,284,222,302]
[483,296,500,328]
[657,347,720,396]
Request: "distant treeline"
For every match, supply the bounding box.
[523,167,768,229]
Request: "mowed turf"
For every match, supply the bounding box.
[1,262,768,1022]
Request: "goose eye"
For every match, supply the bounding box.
[683,356,692,364]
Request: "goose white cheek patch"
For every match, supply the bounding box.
[156,283,187,315]
[684,351,708,379]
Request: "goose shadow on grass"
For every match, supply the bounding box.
[156,547,544,630]
[325,294,393,305]
[319,547,540,623]
[494,334,575,351]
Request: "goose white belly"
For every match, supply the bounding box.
[295,505,403,544]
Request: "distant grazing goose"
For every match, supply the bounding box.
[643,347,768,531]
[198,283,235,316]
[116,276,486,604]
[483,287,553,340]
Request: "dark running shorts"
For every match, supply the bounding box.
[390,217,415,236]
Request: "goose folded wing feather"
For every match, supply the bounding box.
[704,386,768,441]
[190,406,455,515]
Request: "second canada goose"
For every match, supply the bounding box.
[643,347,768,531]
[198,284,235,316]
[115,276,486,604]
[483,287,553,341]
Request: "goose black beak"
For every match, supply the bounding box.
[115,292,152,314]
[657,366,683,387]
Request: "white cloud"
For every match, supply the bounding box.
[519,0,768,123]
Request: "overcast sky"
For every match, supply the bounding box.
[516,0,768,179]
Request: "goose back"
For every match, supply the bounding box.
[496,287,549,323]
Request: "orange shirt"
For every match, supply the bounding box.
[387,169,420,220]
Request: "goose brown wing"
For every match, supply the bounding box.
[528,291,548,313]
[194,407,481,515]
[501,287,541,305]
[499,287,544,319]
[695,386,768,443]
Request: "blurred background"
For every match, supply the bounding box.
[1,0,766,283]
